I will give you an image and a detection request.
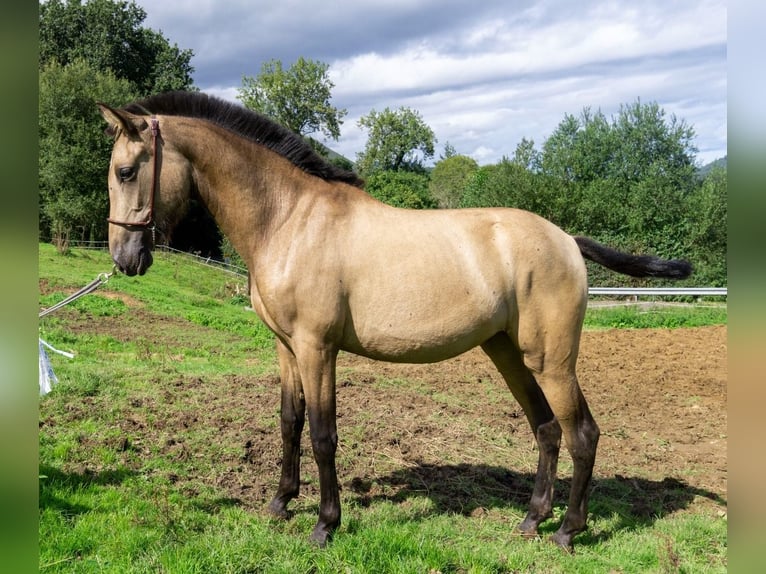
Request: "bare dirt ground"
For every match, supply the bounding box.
[206,326,728,522]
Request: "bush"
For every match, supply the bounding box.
[365,171,436,209]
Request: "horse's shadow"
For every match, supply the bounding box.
[39,464,142,517]
[38,464,241,517]
[345,461,726,545]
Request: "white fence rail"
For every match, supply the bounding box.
[588,287,726,297]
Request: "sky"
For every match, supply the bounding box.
[135,0,727,166]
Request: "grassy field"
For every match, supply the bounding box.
[38,244,727,573]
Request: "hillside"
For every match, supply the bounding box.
[698,155,727,177]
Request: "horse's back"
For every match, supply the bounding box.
[337,204,588,362]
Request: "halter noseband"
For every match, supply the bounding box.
[106,117,160,243]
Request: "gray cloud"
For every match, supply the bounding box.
[138,0,726,165]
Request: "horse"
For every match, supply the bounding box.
[98,91,691,550]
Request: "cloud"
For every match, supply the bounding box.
[137,0,727,165]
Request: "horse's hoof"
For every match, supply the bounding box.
[549,531,575,553]
[517,518,540,539]
[309,526,332,548]
[266,499,291,520]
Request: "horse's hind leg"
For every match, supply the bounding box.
[267,340,306,519]
[526,355,600,551]
[481,333,562,537]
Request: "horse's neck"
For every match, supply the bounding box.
[175,120,302,263]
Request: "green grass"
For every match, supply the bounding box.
[39,243,727,573]
[584,303,726,330]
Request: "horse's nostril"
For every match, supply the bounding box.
[137,249,153,275]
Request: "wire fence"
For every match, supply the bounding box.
[54,239,249,278]
[155,245,248,278]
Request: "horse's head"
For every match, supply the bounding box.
[98,103,191,276]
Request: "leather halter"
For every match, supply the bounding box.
[106,117,160,241]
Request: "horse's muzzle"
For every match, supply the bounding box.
[109,223,156,276]
[112,245,153,276]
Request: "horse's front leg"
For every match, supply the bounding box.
[295,341,340,547]
[267,340,306,519]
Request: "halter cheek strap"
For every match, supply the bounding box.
[106,117,161,244]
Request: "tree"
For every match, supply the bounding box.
[429,155,478,208]
[460,159,537,210]
[540,113,582,183]
[38,0,196,248]
[364,171,435,209]
[39,0,195,95]
[355,107,436,175]
[539,101,697,255]
[684,166,727,286]
[39,59,138,248]
[440,142,458,160]
[237,58,346,141]
[512,137,541,172]
[143,30,197,93]
[460,162,566,227]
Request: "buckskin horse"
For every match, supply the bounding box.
[98,91,691,550]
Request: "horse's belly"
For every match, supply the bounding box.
[341,305,506,363]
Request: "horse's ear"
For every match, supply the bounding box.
[97,103,148,139]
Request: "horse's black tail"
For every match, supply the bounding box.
[573,236,692,279]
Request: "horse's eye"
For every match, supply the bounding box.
[118,166,135,182]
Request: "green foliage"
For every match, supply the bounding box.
[684,166,728,286]
[459,99,725,287]
[461,161,527,208]
[238,58,346,141]
[440,141,458,160]
[38,0,196,247]
[459,159,565,223]
[38,0,194,95]
[184,309,268,339]
[40,293,128,318]
[364,171,435,209]
[539,102,697,251]
[219,235,247,270]
[428,154,478,208]
[38,243,274,359]
[39,59,138,247]
[512,137,542,172]
[356,107,436,175]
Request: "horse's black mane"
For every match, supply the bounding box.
[124,91,364,188]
